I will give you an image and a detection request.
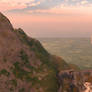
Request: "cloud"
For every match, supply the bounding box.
[0,0,34,5]
[0,0,40,11]
[81,0,88,5]
[0,0,92,14]
[29,1,40,7]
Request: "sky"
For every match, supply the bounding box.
[0,0,92,38]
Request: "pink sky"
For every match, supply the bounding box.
[1,0,92,37]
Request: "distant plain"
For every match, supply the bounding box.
[38,38,92,69]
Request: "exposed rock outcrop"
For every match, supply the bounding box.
[58,70,92,92]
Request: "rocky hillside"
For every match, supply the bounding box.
[0,12,71,92]
[58,70,92,92]
[0,12,92,92]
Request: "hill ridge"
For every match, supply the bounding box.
[0,12,70,92]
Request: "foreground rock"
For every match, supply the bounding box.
[58,70,92,92]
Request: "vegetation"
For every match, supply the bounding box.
[19,49,29,64]
[0,13,6,21]
[19,88,25,92]
[0,69,10,77]
[12,28,73,92]
[10,79,17,87]
[13,61,29,80]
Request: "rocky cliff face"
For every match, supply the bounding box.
[0,12,92,92]
[0,12,71,92]
[58,70,92,92]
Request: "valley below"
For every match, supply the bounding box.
[38,38,92,70]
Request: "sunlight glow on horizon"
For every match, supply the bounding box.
[0,0,92,37]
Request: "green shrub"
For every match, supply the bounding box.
[10,79,17,87]
[0,69,10,77]
[19,88,25,92]
[13,61,34,82]
[10,87,14,92]
[3,58,7,62]
[19,50,29,64]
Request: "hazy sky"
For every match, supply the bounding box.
[0,0,92,37]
